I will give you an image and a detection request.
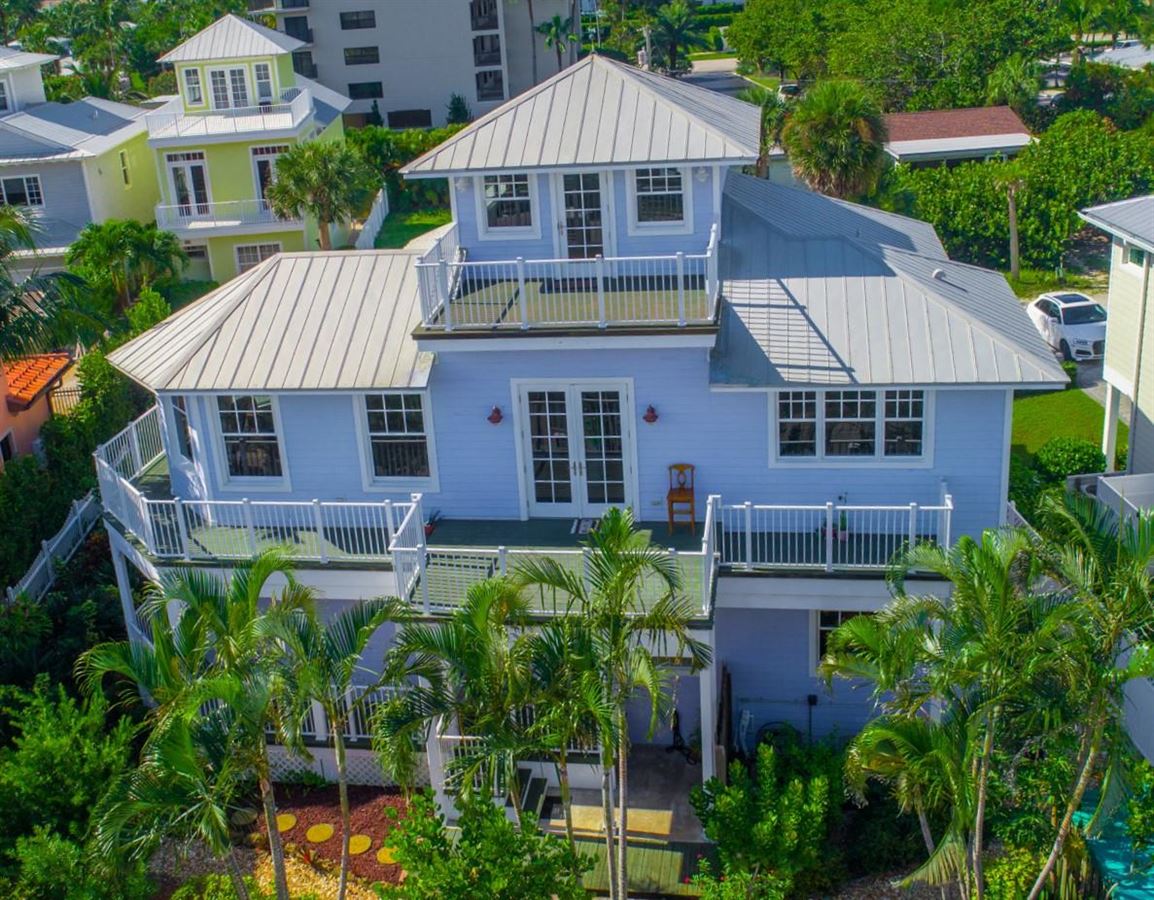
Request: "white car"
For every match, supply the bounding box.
[1027,292,1107,361]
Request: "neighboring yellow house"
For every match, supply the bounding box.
[1080,196,1154,475]
[148,15,352,282]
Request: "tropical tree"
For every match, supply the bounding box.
[265,141,377,251]
[986,55,1041,114]
[66,219,187,310]
[266,598,408,900]
[737,86,791,177]
[781,79,888,200]
[515,507,711,900]
[536,15,578,73]
[1061,0,1106,63]
[650,0,707,74]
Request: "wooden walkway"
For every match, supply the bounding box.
[576,838,709,897]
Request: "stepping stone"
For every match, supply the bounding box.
[349,834,371,856]
[377,846,397,865]
[275,814,296,833]
[306,823,334,843]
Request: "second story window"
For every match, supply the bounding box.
[344,46,380,66]
[183,69,203,105]
[824,390,876,457]
[254,63,274,103]
[340,10,376,29]
[171,396,194,461]
[777,391,817,457]
[482,174,532,230]
[216,395,283,479]
[883,390,925,457]
[363,393,432,481]
[236,243,281,273]
[348,82,384,100]
[774,389,928,462]
[634,168,685,224]
[0,176,43,207]
[209,68,249,109]
[1127,243,1147,268]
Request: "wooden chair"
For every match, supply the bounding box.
[666,463,696,534]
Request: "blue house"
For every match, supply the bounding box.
[95,55,1066,810]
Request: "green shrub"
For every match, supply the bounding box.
[986,845,1042,900]
[4,828,152,900]
[124,286,171,336]
[1061,359,1078,386]
[1009,454,1046,520]
[1035,436,1105,481]
[171,874,276,900]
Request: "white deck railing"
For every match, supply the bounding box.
[5,493,102,604]
[145,88,313,140]
[415,222,720,331]
[155,199,302,232]
[94,408,413,563]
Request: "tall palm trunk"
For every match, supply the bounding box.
[225,847,252,900]
[972,709,998,900]
[914,794,949,900]
[1007,185,1020,281]
[616,707,629,900]
[557,752,577,858]
[318,219,333,251]
[334,724,352,900]
[258,757,290,900]
[600,744,618,900]
[527,0,539,83]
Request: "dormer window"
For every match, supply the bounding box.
[628,167,691,234]
[183,69,203,105]
[254,63,274,104]
[483,174,533,229]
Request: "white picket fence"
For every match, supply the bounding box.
[354,188,390,250]
[5,492,102,604]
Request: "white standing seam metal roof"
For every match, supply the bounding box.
[1080,195,1154,253]
[885,133,1032,162]
[0,47,58,71]
[0,97,149,161]
[107,252,432,392]
[711,175,1067,388]
[401,54,761,177]
[158,14,304,64]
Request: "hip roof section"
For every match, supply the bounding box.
[1081,195,1154,252]
[158,14,304,64]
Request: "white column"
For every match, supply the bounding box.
[1103,383,1121,473]
[698,631,717,784]
[110,545,139,642]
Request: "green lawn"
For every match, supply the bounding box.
[1012,388,1126,460]
[1004,267,1106,300]
[743,72,781,91]
[374,208,452,250]
[688,50,737,61]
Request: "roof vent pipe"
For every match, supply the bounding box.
[931,268,947,281]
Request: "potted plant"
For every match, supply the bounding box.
[425,510,443,537]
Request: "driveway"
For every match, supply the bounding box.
[683,56,749,98]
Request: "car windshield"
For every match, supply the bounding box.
[1062,304,1107,325]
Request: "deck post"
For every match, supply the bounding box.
[384,499,395,551]
[128,425,142,476]
[824,502,835,572]
[743,501,753,570]
[110,546,141,644]
[497,545,507,577]
[174,498,191,561]
[419,543,431,614]
[311,700,329,743]
[595,255,607,327]
[242,498,257,558]
[313,500,328,564]
[516,257,529,328]
[438,258,453,332]
[908,502,919,549]
[676,251,686,326]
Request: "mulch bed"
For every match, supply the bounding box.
[261,783,410,885]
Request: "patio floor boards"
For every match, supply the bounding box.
[577,838,705,897]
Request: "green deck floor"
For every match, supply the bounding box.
[577,838,706,897]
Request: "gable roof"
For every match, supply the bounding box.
[158,14,303,64]
[0,46,57,72]
[402,54,761,176]
[711,175,1066,388]
[883,106,1031,162]
[1080,195,1154,253]
[0,97,148,160]
[5,353,71,412]
[108,252,432,393]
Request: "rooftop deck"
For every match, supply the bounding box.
[145,89,312,143]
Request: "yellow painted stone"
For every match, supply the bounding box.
[376,846,397,865]
[349,834,371,856]
[305,823,334,843]
[275,813,296,833]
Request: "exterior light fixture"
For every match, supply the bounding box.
[694,167,709,183]
[455,177,472,192]
[642,405,659,424]
[487,406,504,424]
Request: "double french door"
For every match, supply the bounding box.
[519,383,635,518]
[167,152,210,217]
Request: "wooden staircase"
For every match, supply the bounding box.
[511,767,550,823]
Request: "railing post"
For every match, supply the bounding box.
[676,251,686,326]
[384,499,396,550]
[516,257,529,329]
[419,543,431,614]
[908,502,919,549]
[943,495,953,549]
[128,425,143,475]
[313,499,328,564]
[743,500,753,570]
[438,258,453,332]
[825,502,835,573]
[595,255,607,328]
[174,498,191,561]
[242,498,257,558]
[497,546,507,577]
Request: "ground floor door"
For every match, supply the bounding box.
[517,382,635,519]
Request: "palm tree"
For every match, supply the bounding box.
[986,55,1041,115]
[737,86,791,178]
[780,79,888,200]
[66,219,187,309]
[1025,493,1154,900]
[537,15,578,72]
[1062,0,1106,63]
[515,507,711,900]
[265,142,377,251]
[650,0,707,74]
[265,598,409,900]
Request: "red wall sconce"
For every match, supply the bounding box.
[487,406,504,424]
[642,405,659,424]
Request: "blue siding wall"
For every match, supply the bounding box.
[608,167,718,258]
[715,607,876,741]
[2,161,92,234]
[454,172,557,262]
[173,348,1008,542]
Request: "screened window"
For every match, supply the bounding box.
[817,610,861,661]
[884,390,925,457]
[364,393,431,480]
[475,69,504,101]
[1128,244,1147,268]
[1,176,43,207]
[235,243,281,272]
[348,81,384,100]
[172,396,193,461]
[483,174,532,229]
[824,391,876,457]
[0,82,8,112]
[254,63,274,103]
[344,46,380,66]
[183,69,202,104]
[216,395,282,479]
[634,168,685,223]
[340,10,376,29]
[777,391,817,457]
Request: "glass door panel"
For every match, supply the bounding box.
[579,389,626,511]
[525,389,578,517]
[562,173,604,260]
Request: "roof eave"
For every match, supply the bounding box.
[1078,210,1154,255]
[402,155,759,179]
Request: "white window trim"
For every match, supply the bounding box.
[206,66,252,111]
[770,388,935,468]
[164,149,212,209]
[253,62,275,104]
[181,67,206,108]
[0,174,44,208]
[473,173,541,241]
[235,241,282,274]
[809,609,865,675]
[1123,240,1148,272]
[624,166,694,236]
[352,392,441,493]
[207,393,292,493]
[0,78,10,113]
[163,394,196,468]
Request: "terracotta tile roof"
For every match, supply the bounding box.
[4,353,71,412]
[884,106,1030,143]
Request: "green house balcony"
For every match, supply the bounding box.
[155,200,303,237]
